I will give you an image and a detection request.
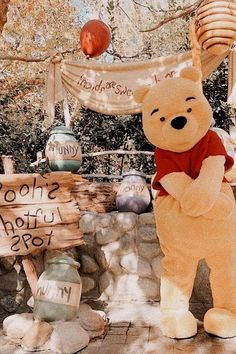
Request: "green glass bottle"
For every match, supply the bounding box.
[34,255,82,322]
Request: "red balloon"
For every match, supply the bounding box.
[80,20,111,58]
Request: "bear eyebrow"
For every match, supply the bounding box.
[150,108,159,116]
[185,96,196,101]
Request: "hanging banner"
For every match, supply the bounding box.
[61,51,227,115]
[0,172,83,256]
[44,50,228,122]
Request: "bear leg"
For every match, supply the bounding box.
[160,255,198,339]
[204,251,236,338]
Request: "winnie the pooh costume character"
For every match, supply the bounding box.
[134,66,236,339]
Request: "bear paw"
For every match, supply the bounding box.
[160,310,197,339]
[204,192,234,220]
[204,308,236,338]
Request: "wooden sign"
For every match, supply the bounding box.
[0,172,83,256]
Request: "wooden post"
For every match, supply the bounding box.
[1,155,16,174]
[1,155,38,297]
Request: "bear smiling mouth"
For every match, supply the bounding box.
[171,116,187,130]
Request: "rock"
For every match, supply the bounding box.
[78,234,97,257]
[138,213,155,225]
[63,248,78,260]
[120,253,137,273]
[50,321,89,354]
[111,274,146,301]
[137,242,160,260]
[97,214,113,228]
[80,213,97,234]
[0,269,17,292]
[96,228,121,245]
[138,225,157,242]
[80,254,99,273]
[81,276,96,293]
[137,256,152,278]
[95,310,107,321]
[3,313,34,339]
[116,233,136,255]
[78,303,91,312]
[138,277,160,300]
[99,271,114,296]
[95,249,109,270]
[152,255,163,279]
[101,242,120,265]
[0,256,16,271]
[1,295,18,313]
[109,255,123,276]
[78,305,105,333]
[21,321,53,351]
[114,212,137,232]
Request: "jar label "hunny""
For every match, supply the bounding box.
[35,279,81,307]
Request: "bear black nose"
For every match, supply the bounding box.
[171,116,187,130]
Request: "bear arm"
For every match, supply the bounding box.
[195,155,225,196]
[160,172,193,201]
[180,155,226,216]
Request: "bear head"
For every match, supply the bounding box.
[134,67,213,153]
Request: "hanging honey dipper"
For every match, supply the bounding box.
[195,0,236,55]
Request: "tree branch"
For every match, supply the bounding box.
[0,48,80,62]
[106,49,140,60]
[30,150,154,167]
[80,173,153,180]
[83,150,154,157]
[133,0,176,13]
[140,0,204,33]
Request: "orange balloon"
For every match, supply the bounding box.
[80,20,111,58]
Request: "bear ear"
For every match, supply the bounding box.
[133,86,150,103]
[180,66,202,82]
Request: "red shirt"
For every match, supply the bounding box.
[152,130,234,196]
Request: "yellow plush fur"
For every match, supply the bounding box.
[134,67,236,339]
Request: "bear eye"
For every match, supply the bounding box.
[187,108,192,113]
[160,117,165,122]
[150,108,159,116]
[186,96,196,101]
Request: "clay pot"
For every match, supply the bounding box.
[116,170,151,214]
[45,125,82,172]
[34,255,82,322]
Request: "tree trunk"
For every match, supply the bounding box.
[0,0,10,33]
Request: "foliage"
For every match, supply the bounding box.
[0,84,49,173]
[74,108,154,177]
[203,59,234,132]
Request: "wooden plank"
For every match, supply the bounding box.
[0,224,84,257]
[0,202,80,233]
[72,181,119,212]
[0,172,75,205]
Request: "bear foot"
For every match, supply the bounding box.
[160,310,197,339]
[204,308,236,338]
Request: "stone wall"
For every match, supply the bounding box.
[78,211,212,307]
